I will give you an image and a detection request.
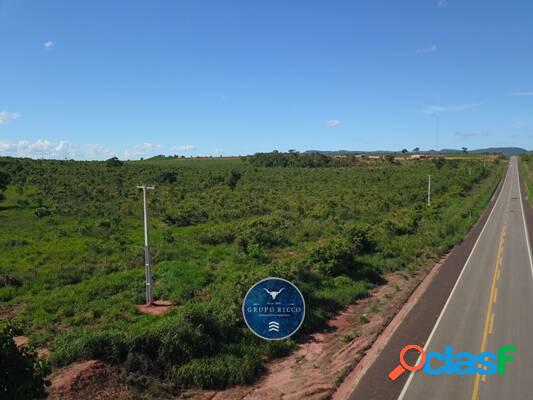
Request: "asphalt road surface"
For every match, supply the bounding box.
[397,157,533,400]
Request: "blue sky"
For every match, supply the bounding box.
[1,0,533,159]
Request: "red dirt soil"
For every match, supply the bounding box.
[181,255,447,400]
[136,300,174,315]
[0,304,23,320]
[6,260,443,400]
[13,335,50,359]
[48,360,130,400]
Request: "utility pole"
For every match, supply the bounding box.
[137,185,155,305]
[427,175,431,207]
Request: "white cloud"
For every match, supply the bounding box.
[326,119,341,128]
[0,111,21,125]
[43,41,54,50]
[506,91,533,97]
[84,144,115,160]
[214,148,224,155]
[422,102,481,115]
[170,144,196,152]
[123,143,161,159]
[416,44,438,54]
[438,0,448,8]
[0,139,76,159]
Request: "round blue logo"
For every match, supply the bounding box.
[242,277,305,340]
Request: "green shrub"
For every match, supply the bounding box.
[384,209,419,235]
[196,226,236,245]
[342,222,377,253]
[308,238,357,276]
[235,216,288,256]
[34,207,51,218]
[0,155,504,391]
[0,325,50,399]
[51,329,128,366]
[164,207,209,227]
[172,354,264,388]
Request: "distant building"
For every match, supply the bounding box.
[410,154,432,160]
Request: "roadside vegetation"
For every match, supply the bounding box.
[0,153,504,391]
[520,153,533,204]
[0,324,49,399]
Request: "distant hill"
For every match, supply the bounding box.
[305,147,528,156]
[469,147,528,156]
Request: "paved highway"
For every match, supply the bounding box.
[397,157,533,400]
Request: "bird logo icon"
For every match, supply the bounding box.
[264,287,285,300]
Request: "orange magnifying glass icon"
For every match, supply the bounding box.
[388,344,426,381]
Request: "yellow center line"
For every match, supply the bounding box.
[471,225,506,400]
[493,287,498,303]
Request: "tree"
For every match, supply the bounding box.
[433,157,446,170]
[0,325,49,399]
[159,171,177,184]
[462,147,468,153]
[0,171,10,201]
[226,170,242,191]
[412,147,420,153]
[385,154,395,163]
[401,149,408,154]
[105,157,123,167]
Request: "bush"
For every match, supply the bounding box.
[342,222,377,253]
[226,170,242,191]
[384,209,419,235]
[51,329,128,366]
[164,207,209,227]
[102,303,241,385]
[172,354,264,388]
[0,325,50,399]
[34,207,51,218]
[308,238,357,276]
[196,226,236,245]
[0,273,23,288]
[235,216,288,256]
[0,171,10,201]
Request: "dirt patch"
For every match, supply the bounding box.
[179,256,447,400]
[136,300,174,315]
[13,335,29,347]
[13,335,50,359]
[0,303,23,320]
[332,256,446,399]
[48,360,130,400]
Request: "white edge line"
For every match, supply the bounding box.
[397,161,510,400]
[516,159,533,278]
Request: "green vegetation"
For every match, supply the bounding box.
[520,154,533,204]
[0,324,49,399]
[0,154,504,390]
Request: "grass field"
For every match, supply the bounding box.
[520,154,533,204]
[0,154,505,390]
